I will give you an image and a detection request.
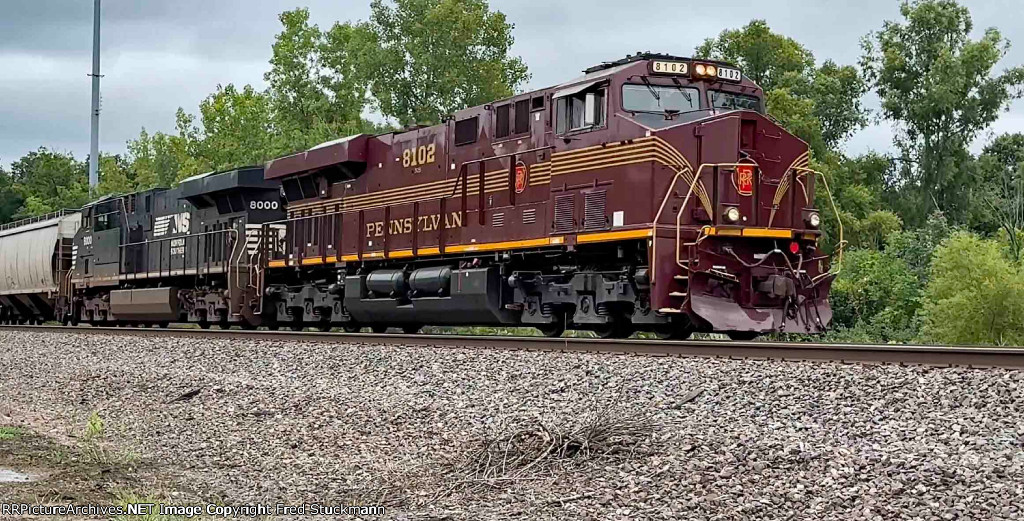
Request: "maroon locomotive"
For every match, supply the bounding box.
[257,52,838,339]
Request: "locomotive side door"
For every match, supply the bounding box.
[90,198,124,282]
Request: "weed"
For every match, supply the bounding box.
[84,412,105,440]
[111,490,186,521]
[0,426,24,441]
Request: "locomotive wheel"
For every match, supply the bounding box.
[217,322,232,330]
[371,325,388,334]
[198,321,211,330]
[316,322,332,332]
[241,322,257,331]
[266,324,280,331]
[594,319,634,339]
[654,318,694,340]
[401,325,421,335]
[727,331,760,341]
[342,324,361,333]
[654,324,692,341]
[159,322,169,328]
[536,316,566,338]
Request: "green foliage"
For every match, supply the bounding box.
[919,232,1024,345]
[830,249,923,342]
[358,0,530,125]
[126,128,183,189]
[970,133,1024,261]
[0,166,23,224]
[862,0,1024,226]
[0,426,24,441]
[84,411,105,440]
[804,61,870,151]
[696,20,814,92]
[814,153,896,252]
[884,212,952,281]
[265,8,372,151]
[172,84,279,178]
[8,148,90,216]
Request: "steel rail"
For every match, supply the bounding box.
[1,325,1022,369]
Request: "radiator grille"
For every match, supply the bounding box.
[522,208,536,224]
[553,195,575,233]
[583,190,608,231]
[492,212,505,227]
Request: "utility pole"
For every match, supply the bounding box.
[88,0,101,191]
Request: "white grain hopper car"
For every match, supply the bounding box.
[0,210,80,324]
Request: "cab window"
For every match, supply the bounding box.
[555,86,605,134]
[710,90,763,113]
[622,84,700,114]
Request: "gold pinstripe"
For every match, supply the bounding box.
[768,152,810,227]
[286,136,715,217]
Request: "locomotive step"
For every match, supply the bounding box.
[657,307,683,314]
[669,291,688,298]
[673,275,689,281]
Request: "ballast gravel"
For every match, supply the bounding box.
[0,330,1022,520]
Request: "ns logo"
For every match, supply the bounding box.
[154,212,191,237]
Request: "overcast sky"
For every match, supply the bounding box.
[1,0,1022,168]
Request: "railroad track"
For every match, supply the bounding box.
[1,325,1023,369]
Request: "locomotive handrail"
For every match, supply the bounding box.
[675,162,757,272]
[451,145,556,226]
[261,212,337,266]
[118,228,239,280]
[792,166,845,279]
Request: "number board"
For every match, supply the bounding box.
[650,61,688,75]
[402,144,436,169]
[717,67,742,82]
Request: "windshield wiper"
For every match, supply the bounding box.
[640,76,661,102]
[670,78,693,104]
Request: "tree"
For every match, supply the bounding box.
[814,153,898,252]
[356,0,530,125]
[94,153,138,197]
[861,0,1024,226]
[8,148,90,216]
[696,20,867,156]
[696,20,813,92]
[0,165,23,224]
[126,128,184,189]
[971,133,1024,261]
[919,232,1024,345]
[168,84,280,180]
[265,8,371,151]
[804,61,870,151]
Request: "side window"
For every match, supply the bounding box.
[555,86,606,134]
[455,116,478,146]
[495,104,511,139]
[514,99,530,134]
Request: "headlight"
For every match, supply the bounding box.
[707,65,717,77]
[724,207,741,223]
[695,64,706,76]
[808,212,821,228]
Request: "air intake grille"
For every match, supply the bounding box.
[583,190,607,230]
[523,208,536,224]
[492,212,505,227]
[553,195,575,233]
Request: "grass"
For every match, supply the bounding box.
[0,426,25,441]
[111,490,186,521]
[85,411,105,440]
